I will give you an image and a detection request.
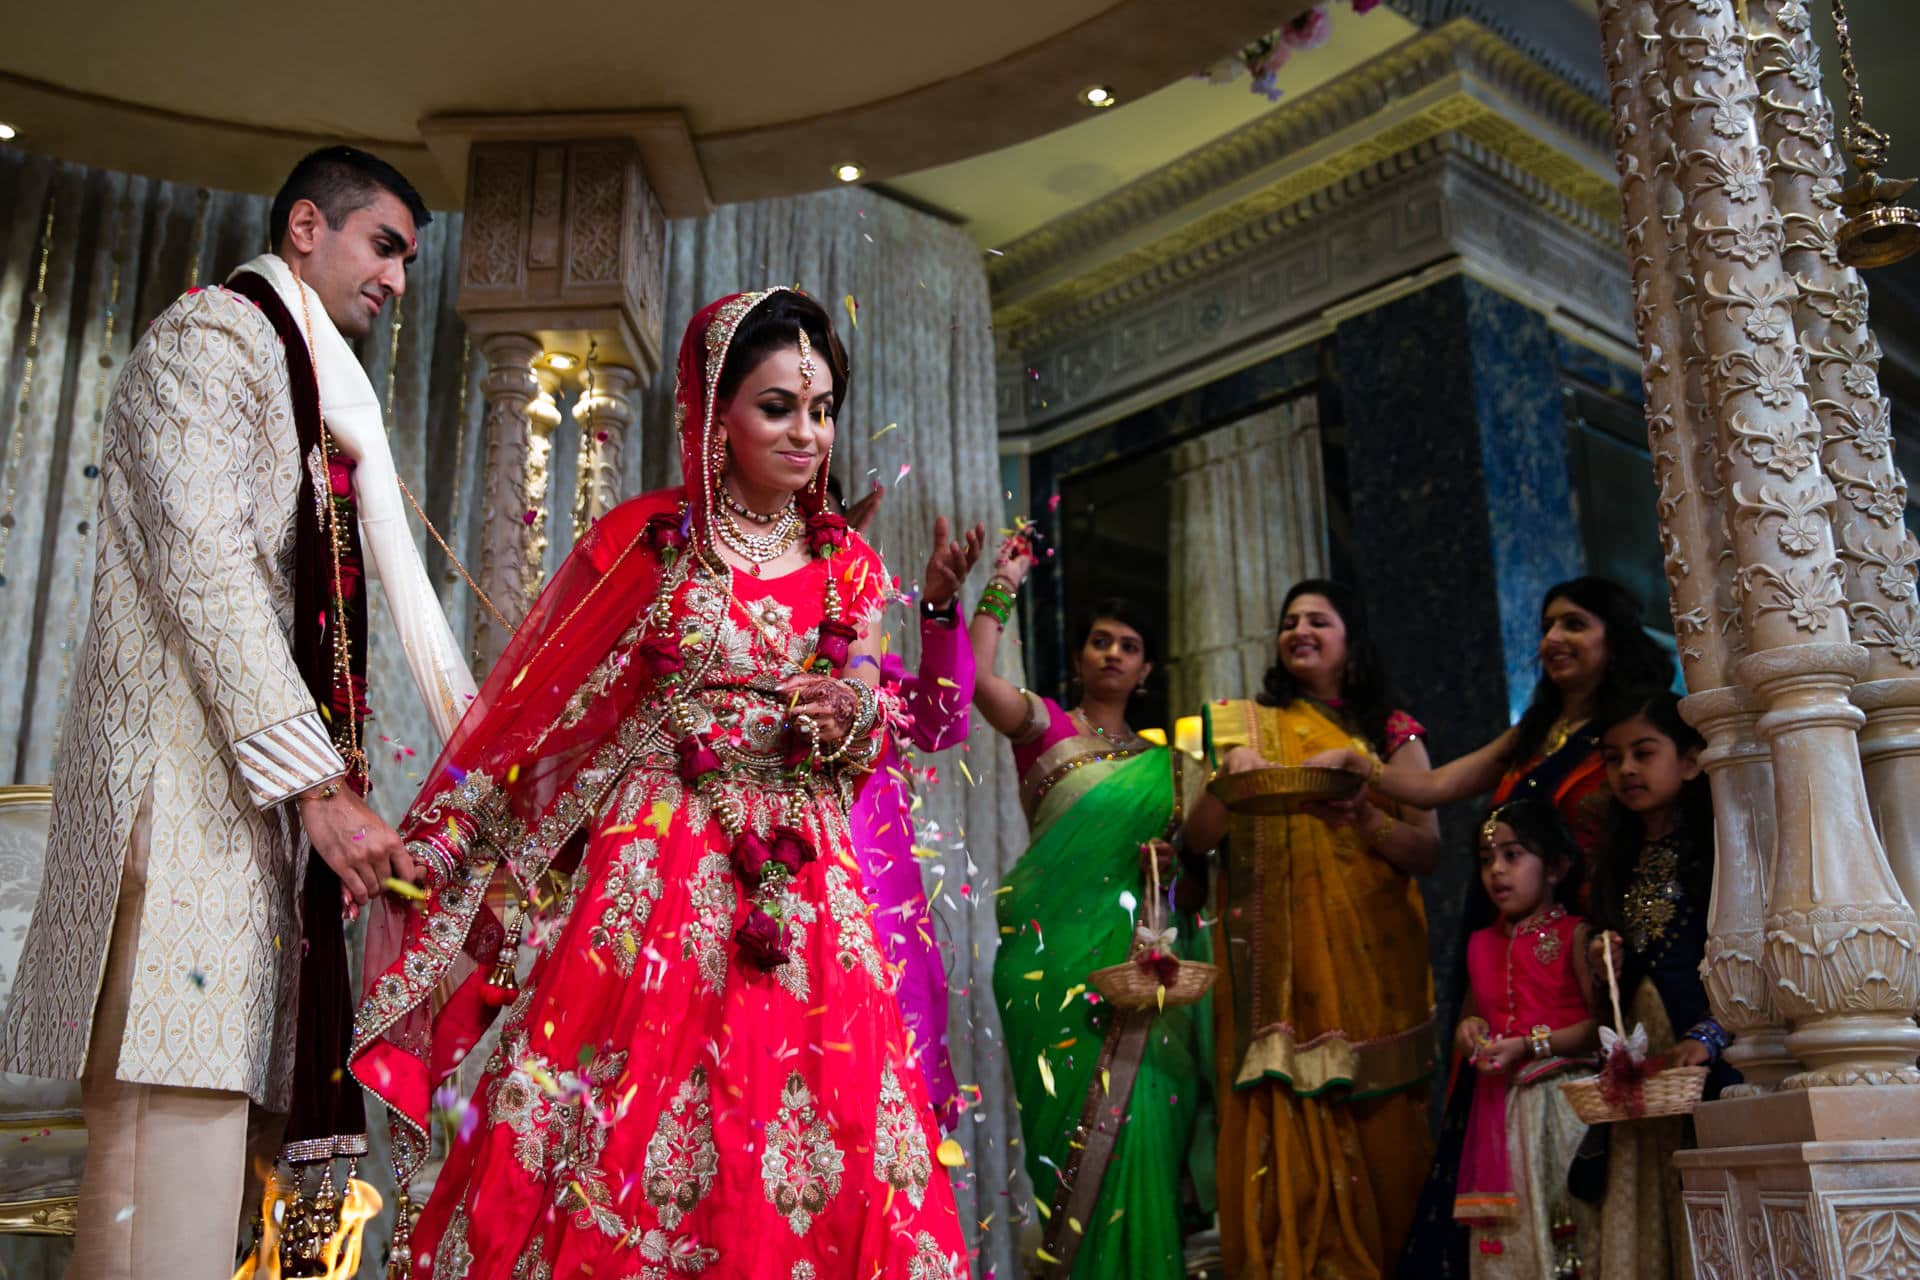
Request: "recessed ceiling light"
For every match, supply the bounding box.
[0,123,17,142]
[543,352,577,371]
[833,163,865,184]
[1082,85,1117,109]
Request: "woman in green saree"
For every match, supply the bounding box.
[972,538,1208,1279]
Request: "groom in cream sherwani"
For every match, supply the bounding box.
[1,147,476,1280]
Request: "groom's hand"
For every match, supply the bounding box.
[297,785,416,905]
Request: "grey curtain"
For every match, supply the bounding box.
[641,188,1022,1278]
[1166,394,1329,720]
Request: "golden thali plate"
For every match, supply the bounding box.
[1207,765,1363,817]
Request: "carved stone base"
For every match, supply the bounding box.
[1677,1087,1920,1278]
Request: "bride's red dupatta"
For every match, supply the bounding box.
[348,290,836,1196]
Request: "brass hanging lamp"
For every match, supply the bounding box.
[1828,0,1920,267]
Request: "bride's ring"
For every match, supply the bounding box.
[794,713,820,740]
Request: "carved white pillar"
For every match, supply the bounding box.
[471,333,555,668]
[1598,0,1798,1091]
[1656,0,1920,1087]
[572,363,637,538]
[1746,1,1920,925]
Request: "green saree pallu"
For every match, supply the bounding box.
[995,741,1209,1280]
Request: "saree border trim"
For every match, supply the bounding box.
[1233,1011,1437,1100]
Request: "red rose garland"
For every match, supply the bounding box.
[647,502,880,973]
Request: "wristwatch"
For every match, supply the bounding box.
[920,596,958,626]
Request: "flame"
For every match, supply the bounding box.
[233,1176,383,1280]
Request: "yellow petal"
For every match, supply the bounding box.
[1068,1217,1083,1236]
[383,877,426,901]
[1024,970,1046,982]
[1058,983,1086,1011]
[1037,1054,1056,1097]
[936,1138,967,1168]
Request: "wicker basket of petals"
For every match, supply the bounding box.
[1089,847,1217,1012]
[1559,941,1706,1123]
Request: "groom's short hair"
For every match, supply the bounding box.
[270,146,432,253]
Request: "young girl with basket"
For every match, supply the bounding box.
[1578,691,1733,1277]
[1452,799,1599,1278]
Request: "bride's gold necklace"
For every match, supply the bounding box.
[713,494,801,574]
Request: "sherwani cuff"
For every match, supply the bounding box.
[234,712,347,808]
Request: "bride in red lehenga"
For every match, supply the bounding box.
[349,289,968,1279]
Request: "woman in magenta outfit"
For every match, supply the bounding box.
[847,511,985,1128]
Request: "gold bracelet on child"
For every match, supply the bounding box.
[1529,1024,1552,1059]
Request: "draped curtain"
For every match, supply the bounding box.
[640,189,1022,1278]
[1166,394,1329,720]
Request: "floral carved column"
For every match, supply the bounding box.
[1598,0,1795,1091]
[572,362,637,539]
[1659,0,1920,1087]
[471,333,553,667]
[1747,0,1920,921]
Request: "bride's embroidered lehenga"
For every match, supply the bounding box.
[348,291,967,1280]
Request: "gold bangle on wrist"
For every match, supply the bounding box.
[299,779,343,804]
[1529,1024,1552,1059]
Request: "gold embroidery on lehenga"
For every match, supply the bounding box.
[644,1067,718,1230]
[684,851,737,994]
[775,884,819,1003]
[762,1071,844,1236]
[873,1064,933,1208]
[592,837,663,976]
[433,1203,474,1280]
[510,1247,552,1280]
[907,1231,961,1280]
[825,865,887,987]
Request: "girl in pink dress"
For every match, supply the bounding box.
[1452,798,1599,1278]
[349,289,966,1279]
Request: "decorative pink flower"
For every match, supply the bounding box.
[639,635,684,679]
[731,829,775,887]
[768,825,817,875]
[1281,5,1333,51]
[734,907,789,968]
[1253,43,1292,77]
[807,512,851,556]
[327,457,355,498]
[812,619,857,672]
[675,734,723,786]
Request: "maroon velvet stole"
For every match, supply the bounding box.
[224,271,370,1165]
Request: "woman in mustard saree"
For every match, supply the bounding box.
[971,538,1208,1279]
[1183,579,1440,1279]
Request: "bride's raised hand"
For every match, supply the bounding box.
[923,516,986,608]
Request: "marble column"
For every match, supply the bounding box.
[1597,0,1795,1093]
[1746,0,1920,919]
[471,333,553,668]
[572,362,638,538]
[1654,0,1920,1089]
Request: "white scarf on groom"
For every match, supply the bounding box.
[232,253,477,743]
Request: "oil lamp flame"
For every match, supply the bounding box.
[233,1175,383,1280]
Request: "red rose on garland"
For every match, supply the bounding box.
[640,635,685,679]
[806,512,850,556]
[730,830,775,888]
[644,509,690,554]
[768,825,817,875]
[812,619,857,672]
[675,734,723,786]
[734,907,789,968]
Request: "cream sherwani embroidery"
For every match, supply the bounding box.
[1,259,476,1106]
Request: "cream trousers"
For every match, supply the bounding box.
[64,788,283,1280]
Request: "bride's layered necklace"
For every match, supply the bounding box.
[715,486,802,573]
